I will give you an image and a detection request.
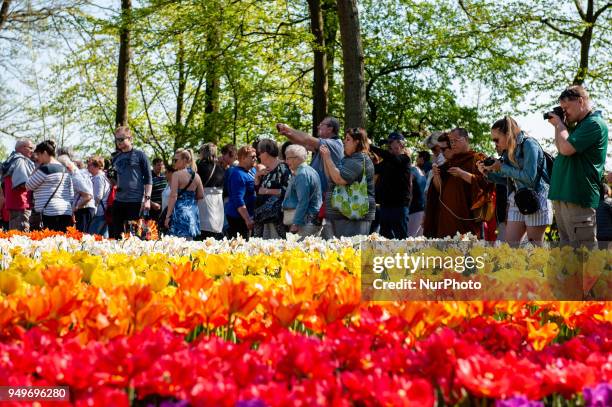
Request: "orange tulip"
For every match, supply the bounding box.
[217,278,259,317]
[265,291,302,327]
[527,320,559,351]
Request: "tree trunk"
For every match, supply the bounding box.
[573,27,593,86]
[203,27,221,143]
[307,0,328,136]
[573,0,595,86]
[336,0,366,129]
[175,35,186,151]
[115,0,131,127]
[0,0,11,31]
[322,0,339,115]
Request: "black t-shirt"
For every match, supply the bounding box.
[370,145,412,207]
[197,160,225,188]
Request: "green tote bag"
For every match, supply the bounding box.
[330,156,369,220]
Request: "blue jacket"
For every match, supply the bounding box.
[225,166,256,219]
[282,163,322,225]
[487,132,550,194]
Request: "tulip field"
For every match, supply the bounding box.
[0,228,610,406]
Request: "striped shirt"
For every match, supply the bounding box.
[26,163,73,216]
[151,171,167,205]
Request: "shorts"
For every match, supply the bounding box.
[507,191,553,227]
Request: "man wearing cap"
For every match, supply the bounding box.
[369,132,413,239]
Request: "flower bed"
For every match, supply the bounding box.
[0,233,610,406]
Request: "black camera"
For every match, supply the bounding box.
[483,157,497,166]
[543,106,565,121]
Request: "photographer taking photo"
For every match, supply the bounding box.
[478,116,552,243]
[547,85,608,245]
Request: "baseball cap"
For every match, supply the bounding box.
[424,131,443,148]
[388,132,405,142]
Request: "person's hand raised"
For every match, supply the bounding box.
[319,145,330,158]
[276,123,291,136]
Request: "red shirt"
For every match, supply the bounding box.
[3,177,31,211]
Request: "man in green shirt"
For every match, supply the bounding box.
[547,85,609,245]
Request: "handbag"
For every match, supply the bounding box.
[331,156,369,220]
[254,195,282,223]
[283,208,296,226]
[512,139,546,215]
[514,188,540,215]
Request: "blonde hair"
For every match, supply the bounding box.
[175,148,197,171]
[237,146,256,160]
[491,116,521,166]
[115,126,131,137]
[88,155,105,169]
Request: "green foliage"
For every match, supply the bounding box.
[1,0,609,160]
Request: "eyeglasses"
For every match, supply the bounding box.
[250,155,257,160]
[285,156,298,160]
[115,137,129,143]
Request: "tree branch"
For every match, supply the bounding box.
[573,0,586,20]
[540,18,582,40]
[593,2,611,20]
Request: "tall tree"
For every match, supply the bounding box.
[336,0,366,128]
[536,0,610,85]
[322,0,340,116]
[115,0,131,127]
[307,0,328,135]
[457,0,611,97]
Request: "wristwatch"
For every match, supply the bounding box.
[144,195,151,200]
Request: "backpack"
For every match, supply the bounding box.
[519,138,554,183]
[103,184,116,226]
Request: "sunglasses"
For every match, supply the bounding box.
[115,137,129,143]
[348,128,361,137]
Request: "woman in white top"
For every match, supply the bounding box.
[26,140,74,232]
[87,156,111,237]
[57,154,95,233]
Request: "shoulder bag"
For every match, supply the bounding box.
[513,138,546,215]
[331,156,369,220]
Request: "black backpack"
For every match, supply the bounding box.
[520,138,554,183]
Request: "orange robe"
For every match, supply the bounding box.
[423,151,492,238]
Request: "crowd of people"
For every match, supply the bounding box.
[0,85,609,246]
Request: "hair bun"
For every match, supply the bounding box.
[46,140,56,149]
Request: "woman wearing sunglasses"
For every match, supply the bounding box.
[164,149,204,240]
[477,116,553,243]
[319,127,375,237]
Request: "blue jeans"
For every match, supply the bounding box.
[379,206,409,239]
[88,215,108,237]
